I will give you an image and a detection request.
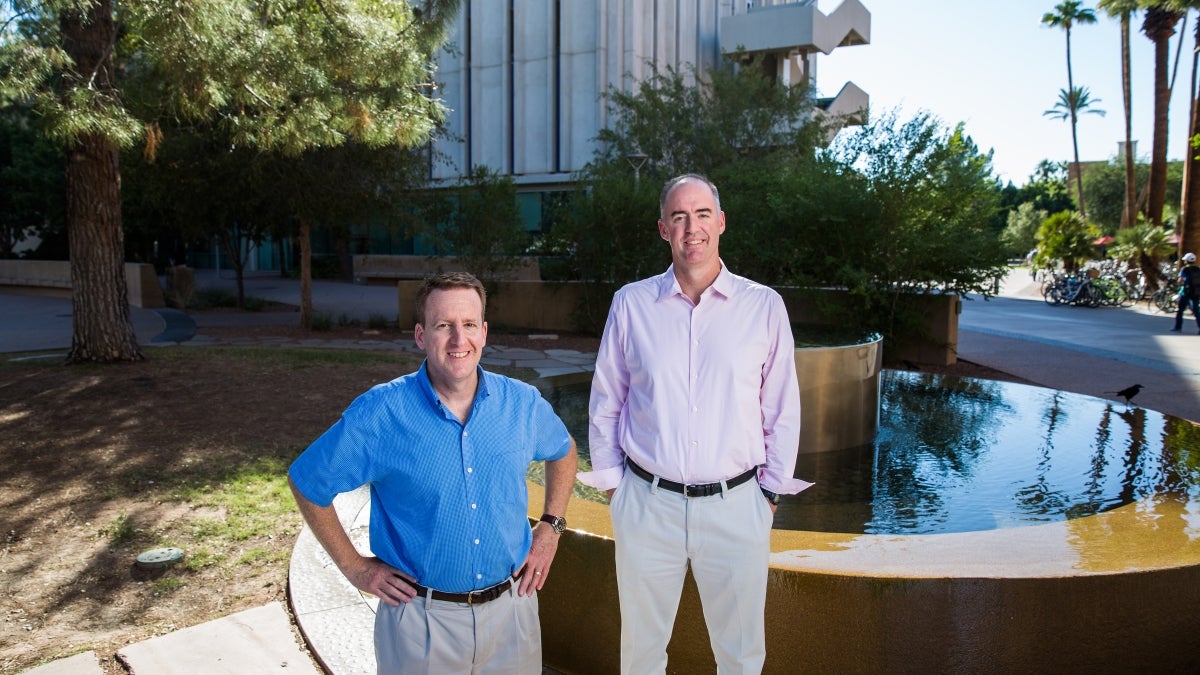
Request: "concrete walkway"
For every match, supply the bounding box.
[9,268,1200,674]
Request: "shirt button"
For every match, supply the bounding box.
[692,406,698,412]
[471,503,477,509]
[463,430,468,436]
[467,467,473,473]
[476,573,483,580]
[474,538,480,545]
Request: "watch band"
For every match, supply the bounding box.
[760,487,781,505]
[539,513,567,534]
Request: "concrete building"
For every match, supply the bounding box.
[192,1,872,273]
[431,0,871,224]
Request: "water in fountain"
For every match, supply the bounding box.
[538,372,1200,536]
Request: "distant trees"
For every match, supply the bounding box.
[1036,211,1101,271]
[1043,1,1100,217]
[0,0,461,361]
[556,58,1008,349]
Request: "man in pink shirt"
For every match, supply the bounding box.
[578,173,811,673]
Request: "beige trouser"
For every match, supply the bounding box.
[374,583,541,675]
[610,469,773,675]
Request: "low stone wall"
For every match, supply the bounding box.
[0,259,165,308]
[352,254,541,284]
[397,279,583,333]
[396,279,959,365]
[778,287,960,366]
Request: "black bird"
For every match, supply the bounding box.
[1105,384,1144,405]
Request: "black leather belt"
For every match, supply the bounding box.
[626,458,758,498]
[412,578,512,605]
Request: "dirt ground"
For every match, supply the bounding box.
[0,317,1026,673]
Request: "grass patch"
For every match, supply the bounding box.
[173,456,296,543]
[102,514,137,547]
[190,288,270,311]
[151,577,186,595]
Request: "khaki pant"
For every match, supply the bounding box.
[610,470,773,674]
[374,583,541,674]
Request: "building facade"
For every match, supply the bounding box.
[431,0,871,197]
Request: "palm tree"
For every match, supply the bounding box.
[1140,4,1185,227]
[1098,0,1141,229]
[1043,86,1107,217]
[1043,2,1099,217]
[1172,2,1200,261]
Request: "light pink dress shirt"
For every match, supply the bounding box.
[578,264,812,495]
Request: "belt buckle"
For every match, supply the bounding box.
[467,592,476,605]
[684,483,705,498]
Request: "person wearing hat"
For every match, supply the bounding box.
[1171,252,1200,333]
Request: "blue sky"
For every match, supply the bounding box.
[816,0,1194,186]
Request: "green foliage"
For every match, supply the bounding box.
[594,61,825,177]
[548,160,668,331]
[555,59,1009,350]
[406,166,529,281]
[1080,158,1181,231]
[1109,222,1176,286]
[1001,202,1048,257]
[1043,85,1106,122]
[36,0,459,155]
[821,111,1008,343]
[1035,210,1100,271]
[101,513,137,547]
[552,61,828,331]
[1,0,461,360]
[0,105,64,257]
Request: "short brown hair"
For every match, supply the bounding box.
[413,272,488,325]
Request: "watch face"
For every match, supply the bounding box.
[551,517,566,534]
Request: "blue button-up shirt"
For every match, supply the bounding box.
[290,362,572,592]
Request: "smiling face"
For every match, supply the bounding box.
[413,287,488,393]
[658,178,726,273]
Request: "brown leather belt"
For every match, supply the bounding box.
[626,458,758,498]
[412,578,512,605]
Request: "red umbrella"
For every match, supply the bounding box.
[1092,235,1114,246]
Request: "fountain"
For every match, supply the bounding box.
[287,356,1200,674]
[533,371,1200,674]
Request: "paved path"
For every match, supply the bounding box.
[9,268,1200,674]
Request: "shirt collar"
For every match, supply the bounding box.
[416,361,491,415]
[657,261,735,302]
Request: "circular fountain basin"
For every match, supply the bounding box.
[532,373,1200,674]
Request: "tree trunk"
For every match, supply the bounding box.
[1145,8,1182,227]
[1121,12,1137,229]
[1181,23,1200,260]
[299,218,313,329]
[1066,27,1087,218]
[61,0,143,363]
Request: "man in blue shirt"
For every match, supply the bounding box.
[289,271,577,674]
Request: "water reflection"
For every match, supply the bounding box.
[540,371,1200,536]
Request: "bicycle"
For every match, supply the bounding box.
[1152,278,1182,313]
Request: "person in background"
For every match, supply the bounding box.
[289,271,577,674]
[1171,252,1200,333]
[578,173,811,674]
